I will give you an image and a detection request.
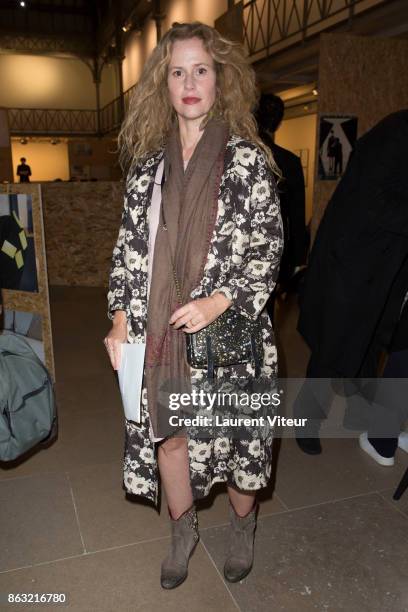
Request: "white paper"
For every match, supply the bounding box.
[117,343,146,423]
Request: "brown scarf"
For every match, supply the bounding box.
[145,116,229,437]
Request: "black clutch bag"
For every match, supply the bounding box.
[168,257,263,378]
[185,308,263,379]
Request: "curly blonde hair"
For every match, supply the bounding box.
[118,21,279,176]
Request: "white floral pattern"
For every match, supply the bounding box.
[108,135,284,505]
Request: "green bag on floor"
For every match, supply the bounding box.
[0,332,57,462]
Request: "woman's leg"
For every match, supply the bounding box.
[224,485,258,582]
[158,436,193,519]
[158,435,198,590]
[227,485,256,516]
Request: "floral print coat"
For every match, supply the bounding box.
[108,135,284,505]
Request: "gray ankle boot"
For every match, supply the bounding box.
[223,501,258,583]
[160,505,199,589]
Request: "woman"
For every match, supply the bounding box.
[105,22,283,589]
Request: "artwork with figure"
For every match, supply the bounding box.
[0,193,38,292]
[318,116,358,180]
[2,309,44,364]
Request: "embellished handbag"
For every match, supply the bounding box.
[169,261,264,379]
[185,307,264,379]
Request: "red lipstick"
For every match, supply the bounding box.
[182,97,201,104]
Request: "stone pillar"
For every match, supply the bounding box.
[93,58,102,136]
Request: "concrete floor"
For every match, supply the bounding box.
[1,286,407,612]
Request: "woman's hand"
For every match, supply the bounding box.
[169,292,232,333]
[104,310,127,370]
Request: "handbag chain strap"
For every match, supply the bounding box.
[159,164,184,305]
[170,258,183,305]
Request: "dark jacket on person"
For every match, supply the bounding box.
[297,110,408,377]
[16,163,31,183]
[259,131,308,283]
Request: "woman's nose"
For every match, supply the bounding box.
[184,73,195,90]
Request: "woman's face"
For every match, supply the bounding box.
[167,37,217,123]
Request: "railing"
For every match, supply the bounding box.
[242,0,388,59]
[8,107,98,135]
[99,85,135,134]
[99,97,123,134]
[8,84,137,136]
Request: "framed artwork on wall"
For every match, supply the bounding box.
[318,115,358,180]
[0,193,38,292]
[0,184,55,380]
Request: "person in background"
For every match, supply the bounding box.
[333,137,343,175]
[295,110,408,456]
[327,130,336,174]
[16,158,31,183]
[255,94,308,324]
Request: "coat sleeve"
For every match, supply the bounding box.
[212,147,284,320]
[107,189,129,320]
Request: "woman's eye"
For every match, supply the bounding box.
[197,67,207,75]
[172,70,182,77]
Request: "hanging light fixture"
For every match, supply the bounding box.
[122,21,132,33]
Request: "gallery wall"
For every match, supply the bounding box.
[41,181,124,287]
[313,33,408,235]
[68,138,121,181]
[99,62,121,108]
[0,54,118,111]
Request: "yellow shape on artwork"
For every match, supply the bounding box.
[12,211,24,228]
[15,250,24,269]
[1,239,17,258]
[19,230,28,250]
